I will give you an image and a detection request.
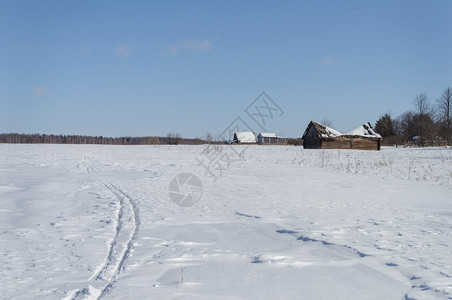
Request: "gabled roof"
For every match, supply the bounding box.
[303,121,382,141]
[258,133,277,138]
[345,122,382,138]
[302,121,342,139]
[234,132,256,143]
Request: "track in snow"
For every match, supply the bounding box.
[69,155,140,299]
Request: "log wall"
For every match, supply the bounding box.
[304,137,381,150]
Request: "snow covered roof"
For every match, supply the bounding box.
[234,132,256,143]
[321,126,342,138]
[345,123,382,138]
[258,133,277,138]
[303,121,342,139]
[303,121,381,141]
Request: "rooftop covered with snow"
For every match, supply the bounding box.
[345,122,382,139]
[302,121,343,139]
[233,131,257,143]
[258,133,278,138]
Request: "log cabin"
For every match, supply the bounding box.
[302,121,382,150]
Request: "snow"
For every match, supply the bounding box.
[1,144,452,299]
[234,132,257,143]
[258,133,277,138]
[346,122,382,138]
[321,126,343,138]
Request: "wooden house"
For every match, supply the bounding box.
[302,121,382,150]
[257,133,288,145]
[343,122,382,150]
[302,121,343,149]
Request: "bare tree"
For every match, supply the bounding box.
[392,118,404,146]
[412,93,434,146]
[437,87,452,145]
[413,93,431,115]
[320,119,334,128]
[396,111,416,145]
[174,133,181,145]
[205,132,213,143]
[166,132,174,144]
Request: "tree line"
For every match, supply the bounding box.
[0,131,304,146]
[374,87,452,147]
[0,133,208,145]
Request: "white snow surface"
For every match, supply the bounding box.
[1,144,452,300]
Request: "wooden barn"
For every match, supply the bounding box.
[233,132,257,144]
[343,122,382,150]
[302,121,382,150]
[257,133,288,145]
[302,121,343,149]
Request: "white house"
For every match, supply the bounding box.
[233,132,257,144]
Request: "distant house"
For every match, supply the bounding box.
[257,133,288,145]
[302,121,382,150]
[233,132,257,144]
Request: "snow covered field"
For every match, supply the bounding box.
[1,144,451,299]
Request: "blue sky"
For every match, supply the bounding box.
[1,1,452,138]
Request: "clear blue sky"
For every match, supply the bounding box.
[1,1,451,138]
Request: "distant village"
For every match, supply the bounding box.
[233,121,382,151]
[2,108,451,150]
[0,120,382,150]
